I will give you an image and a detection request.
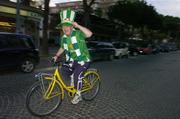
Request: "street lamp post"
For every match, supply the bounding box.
[16,0,21,33]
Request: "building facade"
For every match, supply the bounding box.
[0,1,43,47]
[91,0,118,18]
[50,1,83,14]
[50,0,118,18]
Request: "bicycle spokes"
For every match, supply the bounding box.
[81,70,101,101]
[40,80,62,100]
[26,81,63,116]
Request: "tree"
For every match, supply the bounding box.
[107,0,163,40]
[21,0,31,6]
[41,0,50,56]
[94,8,103,17]
[108,0,161,29]
[82,0,96,28]
[162,16,180,39]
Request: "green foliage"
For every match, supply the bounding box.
[163,16,180,30]
[94,8,103,17]
[108,0,180,40]
[108,0,162,29]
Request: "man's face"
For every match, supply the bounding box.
[62,25,73,36]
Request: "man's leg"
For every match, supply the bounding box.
[71,62,90,104]
[73,62,90,91]
[61,63,73,84]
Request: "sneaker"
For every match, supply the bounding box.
[71,93,82,104]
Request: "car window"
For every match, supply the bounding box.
[20,37,35,49]
[87,42,97,48]
[121,44,126,48]
[113,43,126,48]
[97,45,105,48]
[98,44,113,48]
[113,43,120,48]
[0,35,9,49]
[7,35,25,48]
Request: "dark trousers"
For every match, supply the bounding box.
[61,61,90,90]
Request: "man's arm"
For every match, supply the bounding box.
[73,22,93,38]
[56,48,64,57]
[53,48,64,61]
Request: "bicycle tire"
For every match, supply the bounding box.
[81,69,101,101]
[26,80,63,117]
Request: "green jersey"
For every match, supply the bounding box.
[61,29,90,62]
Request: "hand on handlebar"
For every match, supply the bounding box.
[52,56,58,63]
[51,56,64,66]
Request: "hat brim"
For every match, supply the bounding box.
[55,22,73,29]
[62,22,73,27]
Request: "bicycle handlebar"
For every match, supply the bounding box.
[50,58,64,66]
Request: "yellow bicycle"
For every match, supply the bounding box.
[26,60,101,117]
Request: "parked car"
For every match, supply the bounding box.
[0,32,40,73]
[128,43,139,56]
[168,42,178,51]
[159,43,170,52]
[152,44,161,54]
[137,44,153,54]
[87,41,115,61]
[112,42,129,58]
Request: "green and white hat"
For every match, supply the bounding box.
[56,9,76,29]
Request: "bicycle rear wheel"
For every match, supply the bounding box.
[26,80,62,117]
[81,69,101,101]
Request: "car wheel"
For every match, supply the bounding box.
[133,52,138,56]
[117,54,121,59]
[20,59,35,73]
[124,54,129,58]
[109,54,114,61]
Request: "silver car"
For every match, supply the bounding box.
[112,42,129,59]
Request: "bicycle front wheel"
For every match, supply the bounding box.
[26,80,62,117]
[81,69,101,101]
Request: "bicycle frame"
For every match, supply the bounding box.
[39,66,76,100]
[38,65,100,101]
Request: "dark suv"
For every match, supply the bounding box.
[0,32,40,73]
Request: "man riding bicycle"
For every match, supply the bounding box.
[53,9,93,104]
